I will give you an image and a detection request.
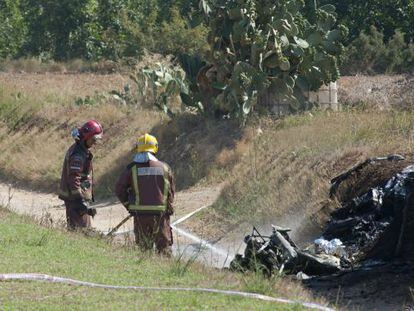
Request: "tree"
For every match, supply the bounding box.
[158,7,208,56]
[95,0,128,59]
[341,26,414,74]
[0,0,27,58]
[342,26,387,74]
[20,0,100,60]
[319,0,414,43]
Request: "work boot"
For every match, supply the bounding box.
[158,246,172,257]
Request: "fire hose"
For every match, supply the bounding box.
[0,273,333,311]
[105,215,133,236]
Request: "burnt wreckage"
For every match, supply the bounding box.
[230,155,414,276]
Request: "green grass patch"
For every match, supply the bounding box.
[0,208,312,310]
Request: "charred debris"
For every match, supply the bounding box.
[230,155,414,278]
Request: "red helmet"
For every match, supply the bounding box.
[78,120,103,141]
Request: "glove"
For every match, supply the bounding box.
[76,199,89,213]
[86,208,97,218]
[76,199,95,218]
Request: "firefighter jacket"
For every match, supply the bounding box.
[115,154,175,215]
[58,141,94,202]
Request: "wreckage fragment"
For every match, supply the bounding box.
[231,155,414,277]
[327,158,414,262]
[230,226,342,276]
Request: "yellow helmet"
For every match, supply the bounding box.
[136,133,158,154]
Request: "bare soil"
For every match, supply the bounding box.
[0,72,130,98]
[0,180,223,232]
[304,261,414,310]
[338,75,414,110]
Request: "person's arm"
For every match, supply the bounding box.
[115,168,132,210]
[166,167,175,215]
[68,154,95,215]
[67,154,85,201]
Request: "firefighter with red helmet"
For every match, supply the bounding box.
[59,120,103,230]
[115,133,175,255]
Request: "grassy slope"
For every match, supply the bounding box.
[0,73,245,195]
[0,73,165,197]
[2,71,411,309]
[191,109,414,238]
[1,73,414,237]
[0,208,315,310]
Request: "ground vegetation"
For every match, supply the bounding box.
[0,207,317,309]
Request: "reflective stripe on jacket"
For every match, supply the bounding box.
[115,159,175,215]
[129,163,169,212]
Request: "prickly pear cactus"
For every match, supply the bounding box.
[197,0,348,122]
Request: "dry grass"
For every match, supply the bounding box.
[188,109,414,240]
[338,74,414,110]
[0,75,287,212]
[0,71,246,198]
[5,71,414,309]
[152,114,248,189]
[0,73,165,197]
[0,72,130,102]
[3,71,414,240]
[0,58,121,74]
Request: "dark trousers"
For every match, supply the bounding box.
[65,201,91,230]
[133,213,172,255]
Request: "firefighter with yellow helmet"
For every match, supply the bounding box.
[115,133,175,255]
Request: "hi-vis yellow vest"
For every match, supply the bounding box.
[128,164,170,213]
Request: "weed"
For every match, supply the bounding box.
[74,92,106,106]
[25,232,50,247]
[37,212,55,228]
[242,270,280,296]
[169,245,201,277]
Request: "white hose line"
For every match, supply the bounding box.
[171,206,233,262]
[102,204,208,236]
[171,224,230,258]
[102,206,231,262]
[0,273,333,311]
[171,204,210,226]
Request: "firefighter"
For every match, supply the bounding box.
[58,120,103,230]
[115,133,175,255]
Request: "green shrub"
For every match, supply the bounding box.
[342,26,414,74]
[157,7,208,57]
[342,26,387,74]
